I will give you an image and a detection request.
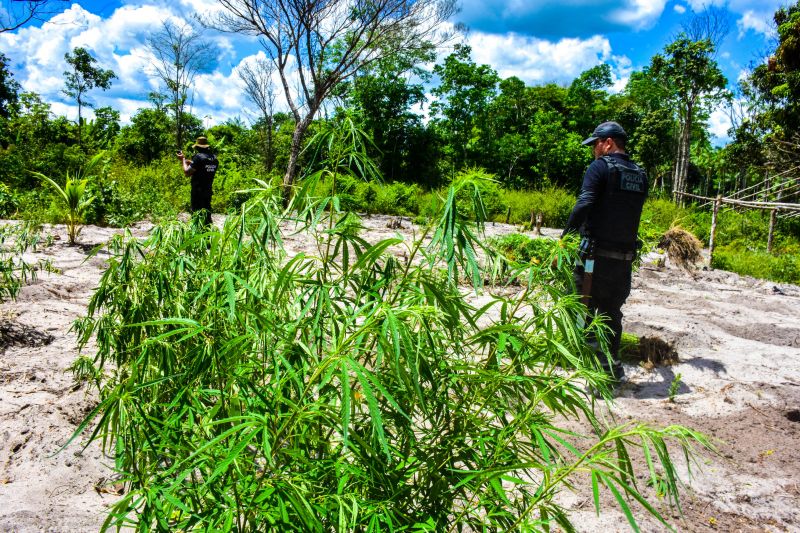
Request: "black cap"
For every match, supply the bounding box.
[581,121,628,146]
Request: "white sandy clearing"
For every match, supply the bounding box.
[1,215,798,532]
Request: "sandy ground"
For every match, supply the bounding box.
[1,215,799,532]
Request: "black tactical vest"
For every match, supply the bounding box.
[586,155,648,251]
[191,151,218,188]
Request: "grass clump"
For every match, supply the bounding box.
[712,244,800,285]
[658,227,704,270]
[70,174,713,531]
[620,333,680,370]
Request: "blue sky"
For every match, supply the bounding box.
[0,0,786,143]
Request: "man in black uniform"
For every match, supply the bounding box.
[562,121,648,388]
[178,136,218,227]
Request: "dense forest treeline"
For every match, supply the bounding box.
[0,1,798,237]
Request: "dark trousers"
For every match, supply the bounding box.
[191,183,213,227]
[574,256,632,379]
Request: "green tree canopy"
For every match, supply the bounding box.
[63,47,116,146]
[650,36,728,202]
[430,44,499,173]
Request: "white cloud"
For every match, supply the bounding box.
[682,0,782,38]
[610,0,668,30]
[737,10,776,38]
[673,4,686,14]
[610,55,633,93]
[466,32,613,84]
[708,106,732,144]
[0,3,251,125]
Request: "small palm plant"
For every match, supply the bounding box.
[31,153,104,244]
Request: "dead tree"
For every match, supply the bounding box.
[205,0,458,201]
[238,55,277,173]
[147,20,218,149]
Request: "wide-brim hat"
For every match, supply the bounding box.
[582,121,628,145]
[192,136,210,148]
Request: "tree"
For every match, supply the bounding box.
[485,77,537,187]
[63,47,116,146]
[681,5,731,53]
[566,64,612,134]
[343,46,434,182]
[116,107,173,165]
[147,20,218,150]
[89,106,120,149]
[206,0,457,199]
[0,52,20,120]
[0,0,61,33]
[238,56,278,173]
[430,44,499,173]
[650,36,728,203]
[528,109,588,188]
[745,0,800,174]
[619,70,678,190]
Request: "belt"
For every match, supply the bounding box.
[595,248,635,261]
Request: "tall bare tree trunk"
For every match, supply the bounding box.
[672,112,692,206]
[266,116,274,173]
[282,114,314,204]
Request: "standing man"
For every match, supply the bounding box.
[178,135,218,227]
[562,121,648,389]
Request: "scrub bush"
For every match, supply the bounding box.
[373,181,421,216]
[0,182,18,218]
[490,232,559,264]
[502,187,575,227]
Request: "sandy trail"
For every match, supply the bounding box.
[1,216,798,532]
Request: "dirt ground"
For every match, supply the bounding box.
[1,215,799,532]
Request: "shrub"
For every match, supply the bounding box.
[373,181,422,216]
[110,156,185,220]
[83,177,144,227]
[212,163,276,214]
[502,188,575,227]
[0,182,18,218]
[452,168,507,221]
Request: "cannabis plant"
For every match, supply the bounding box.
[71,127,712,531]
[32,152,104,244]
[0,222,51,303]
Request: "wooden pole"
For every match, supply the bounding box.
[505,206,511,225]
[709,195,721,266]
[767,181,784,254]
[767,209,777,253]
